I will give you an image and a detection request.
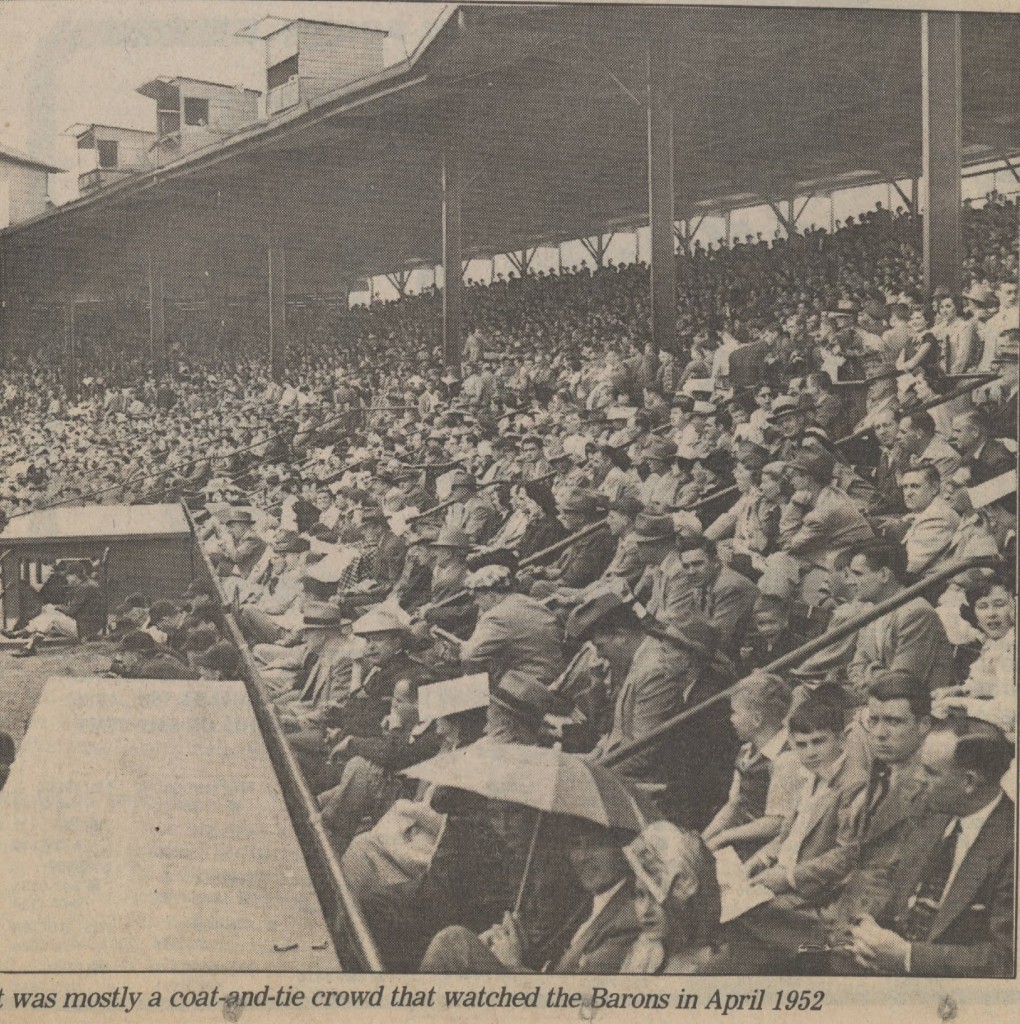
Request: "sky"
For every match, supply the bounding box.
[0,1,447,204]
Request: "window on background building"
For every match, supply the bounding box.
[183,98,209,127]
[268,54,299,90]
[96,140,118,169]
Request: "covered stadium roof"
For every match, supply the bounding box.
[3,5,1020,297]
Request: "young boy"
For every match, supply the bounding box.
[703,672,795,860]
[744,695,869,895]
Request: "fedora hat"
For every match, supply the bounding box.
[431,524,472,550]
[564,578,639,641]
[633,512,676,543]
[557,488,605,517]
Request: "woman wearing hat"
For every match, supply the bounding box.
[620,822,725,974]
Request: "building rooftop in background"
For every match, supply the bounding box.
[0,142,64,175]
[236,15,388,40]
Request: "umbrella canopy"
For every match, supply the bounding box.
[402,742,659,833]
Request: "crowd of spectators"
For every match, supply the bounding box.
[1,196,1017,976]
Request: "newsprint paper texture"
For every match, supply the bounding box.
[0,0,1017,1021]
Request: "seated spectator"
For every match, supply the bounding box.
[933,574,1015,737]
[950,409,1013,485]
[620,821,725,974]
[420,818,640,973]
[703,673,794,859]
[844,717,1013,978]
[898,464,959,576]
[846,541,954,697]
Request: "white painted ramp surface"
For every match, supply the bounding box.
[0,677,339,970]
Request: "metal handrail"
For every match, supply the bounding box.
[183,506,385,971]
[602,554,1002,770]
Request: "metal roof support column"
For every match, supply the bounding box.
[208,247,225,364]
[147,250,166,378]
[921,11,962,294]
[268,246,287,382]
[63,298,77,404]
[647,35,676,354]
[442,145,463,372]
[828,194,835,235]
[724,210,732,247]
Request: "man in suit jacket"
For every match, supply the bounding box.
[846,541,954,696]
[665,534,759,648]
[845,717,1014,977]
[526,489,616,596]
[460,566,564,687]
[867,409,908,517]
[899,464,960,576]
[594,614,737,828]
[723,673,933,966]
[420,819,640,973]
[951,410,1014,487]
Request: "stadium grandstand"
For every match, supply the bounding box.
[0,4,1016,977]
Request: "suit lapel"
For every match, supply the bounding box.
[865,767,923,842]
[929,798,1013,940]
[559,885,628,969]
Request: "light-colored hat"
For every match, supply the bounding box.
[352,605,411,636]
[624,821,706,904]
[962,282,996,306]
[464,564,513,591]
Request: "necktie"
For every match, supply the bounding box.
[901,820,962,941]
[859,764,891,836]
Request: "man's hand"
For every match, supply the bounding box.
[850,914,910,975]
[485,911,526,969]
[749,865,792,895]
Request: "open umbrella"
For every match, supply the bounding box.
[402,742,659,833]
[403,742,660,912]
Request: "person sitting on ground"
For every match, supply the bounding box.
[194,640,241,681]
[110,630,197,679]
[7,561,104,657]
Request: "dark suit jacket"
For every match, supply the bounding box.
[600,636,737,828]
[887,796,1014,978]
[667,564,760,648]
[552,884,641,973]
[869,448,907,515]
[550,524,617,590]
[966,439,1014,486]
[728,341,770,389]
[796,753,927,909]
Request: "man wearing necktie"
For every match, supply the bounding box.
[848,717,1014,977]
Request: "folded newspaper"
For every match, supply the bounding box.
[714,846,775,924]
